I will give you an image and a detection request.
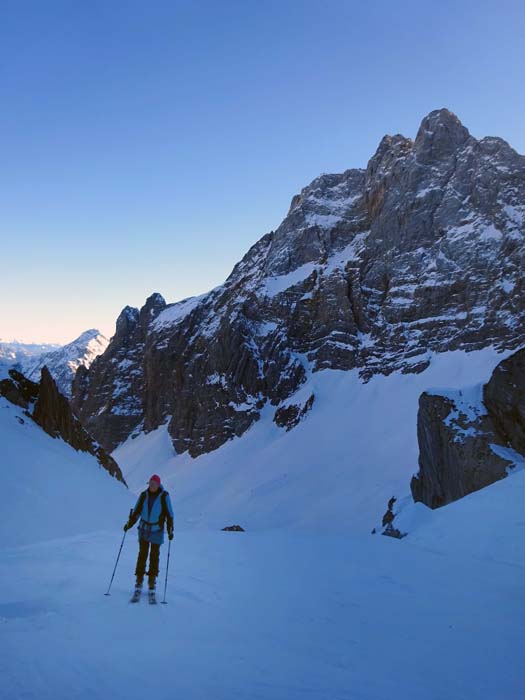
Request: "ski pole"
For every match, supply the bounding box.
[104,508,132,596]
[161,537,171,604]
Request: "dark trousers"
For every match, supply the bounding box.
[134,539,160,585]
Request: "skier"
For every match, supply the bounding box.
[123,474,174,603]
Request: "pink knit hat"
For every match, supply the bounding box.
[149,474,161,485]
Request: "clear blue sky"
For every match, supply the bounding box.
[1,0,524,343]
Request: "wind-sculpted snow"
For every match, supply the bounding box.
[73,109,525,457]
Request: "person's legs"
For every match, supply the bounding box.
[135,538,150,585]
[148,543,161,589]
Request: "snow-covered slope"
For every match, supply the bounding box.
[1,466,523,699]
[114,345,521,534]
[0,396,132,547]
[21,329,108,397]
[395,457,525,564]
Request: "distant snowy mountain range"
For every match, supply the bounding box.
[0,329,109,395]
[21,329,109,397]
[0,339,61,377]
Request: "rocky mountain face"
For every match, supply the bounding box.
[411,348,525,508]
[21,329,108,398]
[484,350,525,455]
[72,109,525,457]
[0,367,126,484]
[72,297,166,452]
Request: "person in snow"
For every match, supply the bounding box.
[123,474,174,594]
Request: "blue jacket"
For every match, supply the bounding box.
[129,484,174,545]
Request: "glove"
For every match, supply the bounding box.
[123,522,131,532]
[168,527,174,541]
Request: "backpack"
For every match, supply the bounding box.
[158,491,171,530]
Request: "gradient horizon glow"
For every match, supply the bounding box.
[1,0,524,343]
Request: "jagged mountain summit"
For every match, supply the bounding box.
[72,108,525,457]
[22,329,109,397]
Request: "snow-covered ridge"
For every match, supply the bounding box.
[0,339,61,363]
[21,329,109,397]
[152,293,209,331]
[0,340,63,380]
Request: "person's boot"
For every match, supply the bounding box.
[148,575,157,604]
[130,576,143,603]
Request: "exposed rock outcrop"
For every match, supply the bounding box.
[411,348,525,508]
[0,369,39,407]
[1,367,126,485]
[72,294,167,452]
[483,350,525,455]
[222,525,245,532]
[274,393,315,431]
